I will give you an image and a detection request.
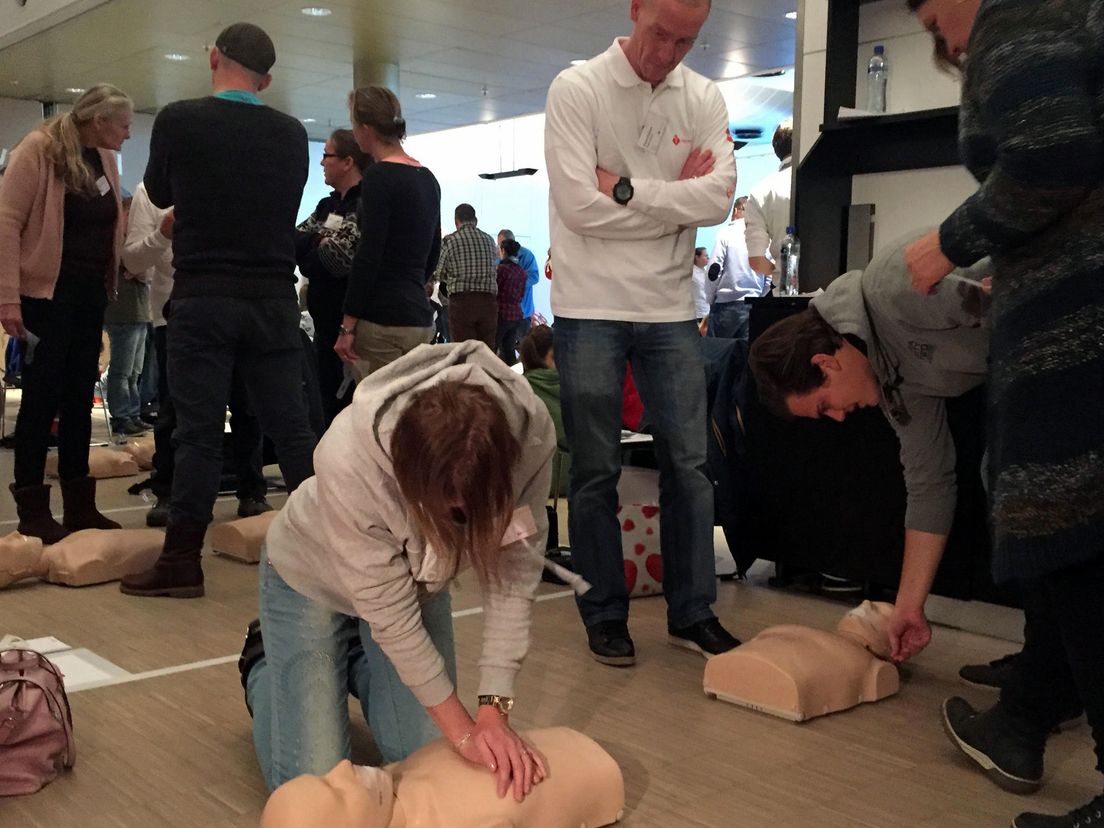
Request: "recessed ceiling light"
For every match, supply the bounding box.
[570,59,587,66]
[785,11,797,19]
[65,87,85,94]
[164,53,189,62]
[9,80,20,86]
[301,6,332,16]
[415,92,437,99]
[301,117,317,123]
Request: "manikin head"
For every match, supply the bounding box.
[209,22,275,93]
[624,0,711,87]
[748,308,881,423]
[260,760,392,828]
[835,600,895,660]
[907,0,981,69]
[321,128,370,193]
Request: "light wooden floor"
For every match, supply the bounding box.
[0,396,1099,827]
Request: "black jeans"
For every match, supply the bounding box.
[165,296,316,528]
[1000,554,1104,775]
[306,276,352,427]
[14,296,105,487]
[150,324,267,501]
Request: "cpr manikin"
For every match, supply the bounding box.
[260,727,625,828]
[208,511,279,564]
[46,447,140,479]
[704,601,900,721]
[0,529,165,588]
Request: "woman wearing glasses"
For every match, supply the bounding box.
[296,128,371,426]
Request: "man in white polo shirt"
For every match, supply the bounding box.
[544,0,740,667]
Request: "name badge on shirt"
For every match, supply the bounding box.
[323,212,343,231]
[637,113,669,154]
[95,176,110,196]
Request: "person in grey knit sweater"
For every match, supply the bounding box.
[252,341,555,803]
[902,1,1104,825]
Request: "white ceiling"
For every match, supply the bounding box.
[0,0,796,139]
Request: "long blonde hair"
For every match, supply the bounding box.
[38,83,132,194]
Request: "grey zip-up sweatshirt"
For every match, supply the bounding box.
[266,341,556,708]
[811,234,990,535]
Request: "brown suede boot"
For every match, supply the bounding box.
[60,476,122,531]
[9,483,70,545]
[119,521,206,598]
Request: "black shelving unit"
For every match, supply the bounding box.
[795,0,962,289]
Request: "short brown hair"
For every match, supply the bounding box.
[772,118,793,162]
[390,381,520,585]
[748,308,842,418]
[519,324,553,372]
[348,86,406,142]
[455,203,477,224]
[329,128,373,173]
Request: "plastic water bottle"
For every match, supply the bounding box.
[780,227,800,296]
[866,44,888,113]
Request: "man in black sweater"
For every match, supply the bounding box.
[121,23,316,599]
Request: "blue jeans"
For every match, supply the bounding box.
[554,317,717,630]
[708,301,750,342]
[104,323,147,423]
[250,549,456,790]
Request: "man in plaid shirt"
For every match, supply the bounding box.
[433,203,497,350]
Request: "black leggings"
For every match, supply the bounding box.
[14,296,105,487]
[1001,554,1104,775]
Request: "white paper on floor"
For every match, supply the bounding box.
[0,635,131,691]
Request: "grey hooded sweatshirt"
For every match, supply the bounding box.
[266,341,556,708]
[810,234,990,536]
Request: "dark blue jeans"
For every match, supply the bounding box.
[166,296,315,528]
[708,300,750,342]
[554,317,717,630]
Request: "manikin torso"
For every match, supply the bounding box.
[704,601,900,721]
[0,529,165,588]
[259,727,625,828]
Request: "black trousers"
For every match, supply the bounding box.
[1001,554,1104,775]
[14,296,104,487]
[306,276,352,427]
[165,296,316,528]
[150,324,266,501]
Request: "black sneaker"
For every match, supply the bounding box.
[1013,793,1104,827]
[237,496,274,518]
[941,697,1044,794]
[959,652,1019,689]
[238,618,265,717]
[114,419,147,436]
[668,618,741,658]
[145,496,170,527]
[586,620,635,667]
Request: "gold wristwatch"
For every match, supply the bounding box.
[477,695,514,715]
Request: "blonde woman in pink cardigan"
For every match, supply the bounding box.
[0,83,132,543]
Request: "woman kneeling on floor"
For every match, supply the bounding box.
[244,340,556,803]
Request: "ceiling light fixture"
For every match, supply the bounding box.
[164,52,189,61]
[415,92,437,99]
[301,117,317,123]
[479,167,539,180]
[301,6,332,16]
[785,11,797,19]
[65,87,85,94]
[570,59,587,66]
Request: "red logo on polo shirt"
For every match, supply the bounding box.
[672,135,681,145]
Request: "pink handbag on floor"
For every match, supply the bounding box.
[0,649,76,796]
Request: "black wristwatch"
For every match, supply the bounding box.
[612,176,634,205]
